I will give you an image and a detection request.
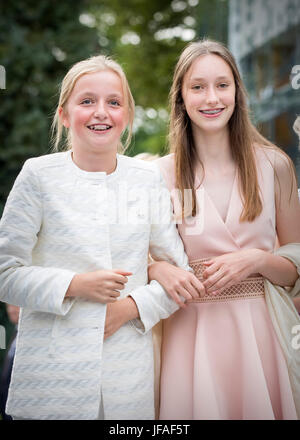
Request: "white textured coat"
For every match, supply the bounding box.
[0,151,189,420]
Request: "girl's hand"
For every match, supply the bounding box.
[148,261,206,308]
[65,269,132,303]
[104,296,139,340]
[202,249,264,295]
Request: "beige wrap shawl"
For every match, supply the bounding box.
[264,243,300,418]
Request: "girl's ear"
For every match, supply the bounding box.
[59,106,70,128]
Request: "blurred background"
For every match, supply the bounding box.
[0,0,299,415]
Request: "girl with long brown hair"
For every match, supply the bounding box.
[149,40,300,419]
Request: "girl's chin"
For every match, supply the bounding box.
[193,121,230,134]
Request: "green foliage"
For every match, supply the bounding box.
[0,0,101,213]
[90,0,191,108]
[0,0,229,213]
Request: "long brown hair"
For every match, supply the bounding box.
[169,39,289,222]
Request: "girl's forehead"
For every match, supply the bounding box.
[72,70,124,94]
[184,54,233,82]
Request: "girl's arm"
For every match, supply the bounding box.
[0,159,133,314]
[128,169,205,332]
[147,260,206,307]
[148,152,300,300]
[0,160,76,315]
[202,152,300,295]
[104,167,204,338]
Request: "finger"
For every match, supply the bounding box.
[206,275,233,294]
[174,283,194,302]
[202,263,218,279]
[202,263,221,279]
[113,269,133,276]
[102,289,120,299]
[202,260,213,266]
[202,260,216,272]
[169,291,187,309]
[94,294,116,304]
[112,281,126,290]
[176,295,187,309]
[190,274,206,295]
[106,296,118,303]
[108,276,127,287]
[111,273,130,284]
[191,279,206,298]
[183,281,200,299]
[203,269,225,290]
[109,290,121,298]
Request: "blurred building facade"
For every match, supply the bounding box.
[228,0,300,182]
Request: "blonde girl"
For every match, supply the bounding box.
[149,40,300,420]
[0,55,199,420]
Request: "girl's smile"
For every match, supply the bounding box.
[87,124,112,132]
[199,108,225,118]
[182,54,236,134]
[60,70,128,159]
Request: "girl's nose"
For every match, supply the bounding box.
[206,86,219,105]
[94,103,107,119]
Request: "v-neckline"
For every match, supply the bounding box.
[199,170,237,225]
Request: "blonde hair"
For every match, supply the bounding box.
[169,39,293,222]
[51,55,135,153]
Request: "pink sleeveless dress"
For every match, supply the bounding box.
[157,149,297,420]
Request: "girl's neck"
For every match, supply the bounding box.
[193,128,234,170]
[71,149,117,174]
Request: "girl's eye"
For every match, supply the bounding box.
[80,98,93,105]
[192,85,203,90]
[109,100,120,106]
[218,83,229,88]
